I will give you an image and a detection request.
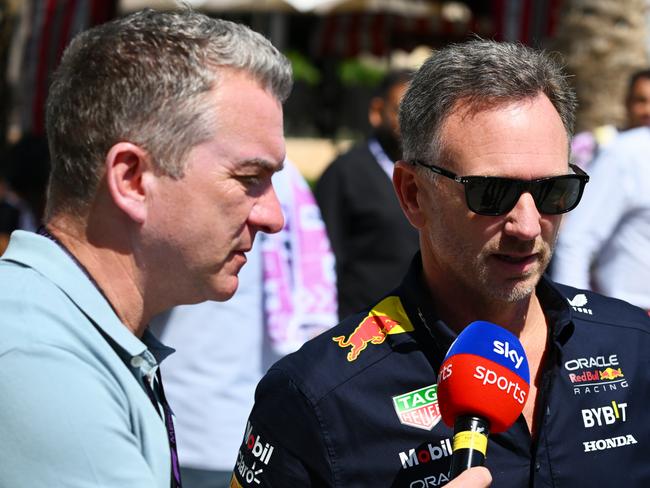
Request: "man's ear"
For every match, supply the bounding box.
[393,160,427,229]
[105,142,153,224]
[368,96,385,129]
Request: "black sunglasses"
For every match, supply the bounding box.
[410,160,590,216]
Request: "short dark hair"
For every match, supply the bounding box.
[400,39,576,163]
[626,68,650,100]
[374,69,413,100]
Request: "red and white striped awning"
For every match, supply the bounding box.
[310,0,563,58]
[491,0,563,44]
[9,0,117,136]
[312,11,479,58]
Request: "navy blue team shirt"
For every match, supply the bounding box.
[232,254,650,487]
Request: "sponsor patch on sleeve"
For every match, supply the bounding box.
[332,296,414,361]
[232,420,276,486]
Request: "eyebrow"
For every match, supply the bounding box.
[236,157,285,173]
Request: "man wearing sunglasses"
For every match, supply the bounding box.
[233,40,650,487]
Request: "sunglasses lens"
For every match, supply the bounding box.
[534,176,583,214]
[464,175,585,215]
[465,178,521,215]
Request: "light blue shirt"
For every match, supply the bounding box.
[0,230,173,487]
[554,127,650,310]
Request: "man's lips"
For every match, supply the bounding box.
[493,253,537,263]
[231,250,248,271]
[491,252,539,272]
[233,249,249,261]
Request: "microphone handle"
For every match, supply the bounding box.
[449,415,490,479]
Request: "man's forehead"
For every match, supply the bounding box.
[439,95,568,174]
[629,78,650,98]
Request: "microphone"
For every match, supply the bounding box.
[436,321,530,479]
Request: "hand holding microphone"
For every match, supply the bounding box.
[437,321,530,479]
[447,467,492,487]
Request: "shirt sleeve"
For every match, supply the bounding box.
[0,344,162,487]
[552,144,632,289]
[230,368,334,487]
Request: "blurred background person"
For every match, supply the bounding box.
[315,70,419,319]
[0,133,49,253]
[624,69,650,128]
[0,192,18,253]
[3,133,50,228]
[571,69,650,169]
[0,168,18,253]
[553,124,650,312]
[151,160,337,488]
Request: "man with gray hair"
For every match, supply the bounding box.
[0,8,291,487]
[234,39,650,487]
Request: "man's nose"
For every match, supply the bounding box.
[252,183,284,235]
[503,192,542,241]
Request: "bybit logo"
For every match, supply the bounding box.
[581,401,628,428]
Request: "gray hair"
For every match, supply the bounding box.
[400,39,576,165]
[45,8,292,218]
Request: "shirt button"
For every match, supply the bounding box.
[130,356,144,368]
[535,462,541,471]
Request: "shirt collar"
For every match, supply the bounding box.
[368,138,395,178]
[2,231,176,369]
[129,330,176,381]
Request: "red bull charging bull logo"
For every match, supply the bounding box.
[332,296,414,361]
[599,368,624,380]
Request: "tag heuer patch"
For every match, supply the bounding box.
[392,384,441,431]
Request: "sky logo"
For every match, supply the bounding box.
[493,340,524,369]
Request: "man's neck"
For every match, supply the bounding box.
[46,217,148,337]
[424,273,545,340]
